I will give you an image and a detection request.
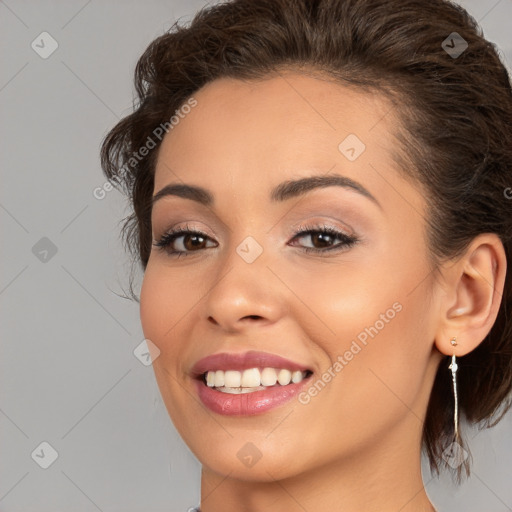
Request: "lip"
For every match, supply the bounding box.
[190,350,314,416]
[194,375,313,416]
[190,350,313,378]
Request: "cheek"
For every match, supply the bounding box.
[299,234,432,358]
[139,265,197,421]
[279,252,404,350]
[287,252,434,404]
[140,270,163,342]
[139,265,189,353]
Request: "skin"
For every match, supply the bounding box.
[139,71,506,512]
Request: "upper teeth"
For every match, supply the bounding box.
[205,368,308,388]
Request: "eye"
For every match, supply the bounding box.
[152,222,359,258]
[152,224,217,258]
[288,224,359,254]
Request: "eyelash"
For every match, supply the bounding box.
[152,222,359,258]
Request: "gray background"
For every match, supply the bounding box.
[1,1,511,511]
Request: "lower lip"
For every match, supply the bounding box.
[194,375,312,416]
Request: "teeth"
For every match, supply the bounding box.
[241,368,260,387]
[214,370,224,387]
[224,370,241,387]
[206,371,216,387]
[205,368,309,389]
[291,370,304,383]
[261,367,277,386]
[277,369,292,385]
[215,386,267,394]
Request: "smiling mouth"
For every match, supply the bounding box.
[199,367,314,394]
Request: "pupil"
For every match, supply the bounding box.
[186,234,204,250]
[313,233,332,247]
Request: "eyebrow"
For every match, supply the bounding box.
[152,174,381,209]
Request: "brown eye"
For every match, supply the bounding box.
[309,232,337,248]
[290,226,359,254]
[153,228,217,256]
[182,233,208,251]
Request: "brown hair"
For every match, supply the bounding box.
[100,0,512,481]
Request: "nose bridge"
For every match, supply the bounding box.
[201,230,281,329]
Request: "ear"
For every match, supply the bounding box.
[434,233,507,357]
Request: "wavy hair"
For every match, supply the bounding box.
[100,0,512,481]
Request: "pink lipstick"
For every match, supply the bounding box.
[191,350,313,416]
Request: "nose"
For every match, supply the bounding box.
[202,242,285,333]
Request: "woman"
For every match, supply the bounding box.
[100,0,512,510]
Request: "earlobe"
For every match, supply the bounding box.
[434,233,507,357]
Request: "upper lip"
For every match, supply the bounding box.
[190,350,313,379]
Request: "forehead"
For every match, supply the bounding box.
[153,72,402,196]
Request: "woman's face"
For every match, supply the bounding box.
[140,72,444,480]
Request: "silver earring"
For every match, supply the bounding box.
[448,337,460,442]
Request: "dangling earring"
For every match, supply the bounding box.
[448,336,460,443]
